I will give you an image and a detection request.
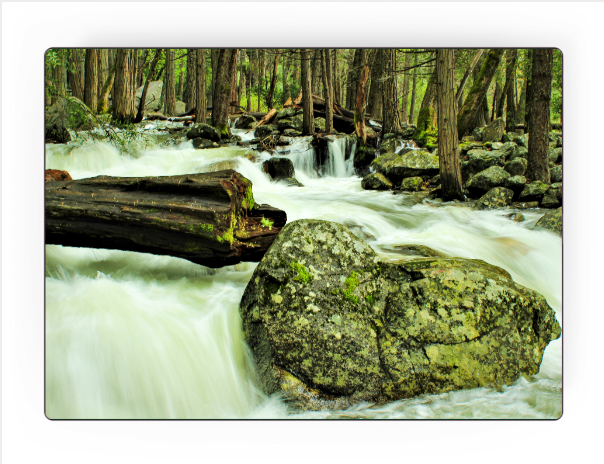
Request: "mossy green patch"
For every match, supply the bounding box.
[343,271,360,304]
[290,261,313,284]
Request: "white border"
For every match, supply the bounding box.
[2,2,602,463]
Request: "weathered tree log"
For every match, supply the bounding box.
[45,170,287,268]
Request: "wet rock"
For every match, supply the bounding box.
[280,177,304,187]
[459,141,485,155]
[383,244,447,258]
[371,149,439,184]
[361,172,393,190]
[472,127,483,141]
[400,176,423,192]
[474,187,514,210]
[187,123,221,142]
[45,96,98,143]
[262,157,295,180]
[482,118,505,142]
[466,166,511,196]
[506,212,525,222]
[400,123,417,139]
[283,129,302,137]
[256,125,278,139]
[533,207,562,236]
[505,157,527,177]
[343,222,376,243]
[540,194,560,209]
[45,169,73,182]
[192,137,217,149]
[277,107,298,119]
[135,80,163,112]
[550,165,562,183]
[510,147,528,161]
[502,132,524,146]
[239,219,561,410]
[511,201,540,209]
[519,181,550,203]
[234,115,257,129]
[461,135,475,143]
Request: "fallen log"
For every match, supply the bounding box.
[45,170,287,268]
[248,108,278,132]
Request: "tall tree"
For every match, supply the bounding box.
[367,49,384,119]
[184,48,197,111]
[212,49,237,138]
[524,49,534,132]
[526,48,553,184]
[498,49,518,132]
[457,48,504,138]
[228,49,240,114]
[266,49,280,109]
[69,49,84,100]
[436,49,463,201]
[195,49,207,124]
[136,49,149,88]
[112,49,137,123]
[164,49,176,116]
[455,49,485,110]
[400,51,412,123]
[382,49,401,134]
[97,62,116,114]
[321,49,334,134]
[97,49,108,98]
[355,50,374,144]
[51,49,67,105]
[409,54,418,123]
[134,49,162,123]
[346,49,366,110]
[84,49,98,113]
[300,49,314,136]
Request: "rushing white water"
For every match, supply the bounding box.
[45,130,562,419]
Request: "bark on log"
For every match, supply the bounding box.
[45,170,287,268]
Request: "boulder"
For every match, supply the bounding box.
[498,142,519,160]
[550,165,562,183]
[473,187,514,210]
[45,96,98,143]
[466,166,511,195]
[519,181,550,203]
[262,157,295,180]
[283,129,302,137]
[400,123,417,139]
[503,175,527,198]
[175,101,186,115]
[401,176,423,192]
[277,107,298,119]
[256,125,278,139]
[510,147,528,161]
[505,158,527,177]
[239,219,561,409]
[371,149,439,184]
[466,149,506,174]
[187,123,221,142]
[135,80,163,112]
[45,169,73,182]
[482,118,505,142]
[361,172,393,190]
[472,127,483,142]
[506,212,525,222]
[540,194,560,209]
[234,115,257,129]
[192,137,218,149]
[549,183,562,204]
[549,147,562,164]
[533,208,562,236]
[502,132,525,146]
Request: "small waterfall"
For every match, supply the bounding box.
[324,136,354,178]
[394,140,418,154]
[279,137,318,178]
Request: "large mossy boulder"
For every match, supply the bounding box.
[262,157,295,180]
[371,149,439,184]
[361,172,393,190]
[474,187,514,210]
[551,165,562,183]
[482,118,505,142]
[135,80,163,112]
[533,207,562,236]
[234,115,257,129]
[466,149,506,174]
[187,123,221,142]
[239,220,561,410]
[519,181,550,203]
[505,157,527,177]
[255,124,278,139]
[466,166,511,196]
[45,96,98,143]
[498,142,519,160]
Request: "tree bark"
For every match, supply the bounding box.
[164,49,176,116]
[497,49,518,120]
[457,48,504,138]
[311,49,322,96]
[69,49,85,100]
[212,49,236,137]
[45,170,287,269]
[491,77,502,121]
[355,50,374,144]
[455,49,485,110]
[505,66,517,134]
[436,49,463,201]
[367,49,383,119]
[136,49,149,88]
[524,49,534,133]
[97,62,116,114]
[526,48,553,184]
[301,49,315,136]
[195,49,207,124]
[184,48,197,111]
[51,49,67,105]
[229,49,240,115]
[112,49,137,123]
[409,54,418,124]
[382,49,402,134]
[400,51,412,123]
[320,49,334,134]
[84,49,98,113]
[134,49,162,123]
[266,49,280,109]
[210,49,220,107]
[97,49,108,98]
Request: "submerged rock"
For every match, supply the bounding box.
[533,207,562,236]
[262,157,295,180]
[400,176,423,192]
[361,172,393,190]
[239,219,561,410]
[371,149,439,184]
[506,212,525,222]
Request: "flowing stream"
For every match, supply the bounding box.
[45,124,562,419]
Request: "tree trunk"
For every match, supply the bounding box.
[491,77,502,121]
[524,49,534,133]
[134,49,162,123]
[84,49,98,113]
[246,51,253,112]
[112,49,137,123]
[347,49,366,111]
[257,49,262,112]
[97,62,116,114]
[455,49,485,110]
[400,51,412,123]
[367,49,384,119]
[164,49,176,116]
[51,49,67,105]
[382,49,401,134]
[505,65,517,134]
[457,48,504,138]
[136,49,149,88]
[195,49,207,124]
[69,49,85,100]
[311,49,322,96]
[178,57,185,101]
[229,49,240,115]
[321,49,334,134]
[301,49,315,136]
[281,53,291,105]
[497,49,518,120]
[97,49,108,98]
[409,54,418,124]
[45,170,286,269]
[355,50,374,144]
[266,49,280,109]
[436,49,463,201]
[416,71,437,136]
[212,49,236,138]
[184,49,197,111]
[526,49,553,184]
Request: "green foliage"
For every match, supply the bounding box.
[550,49,562,122]
[343,271,360,304]
[290,261,312,284]
[261,217,273,230]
